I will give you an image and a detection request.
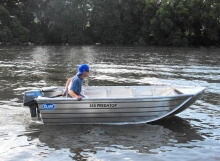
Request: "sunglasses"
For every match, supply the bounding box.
[85,70,90,72]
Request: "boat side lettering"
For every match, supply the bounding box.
[90,104,117,108]
[42,103,56,110]
[26,92,35,96]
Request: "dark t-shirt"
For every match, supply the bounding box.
[70,75,83,95]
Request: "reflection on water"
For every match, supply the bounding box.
[0,45,220,160]
[20,116,202,160]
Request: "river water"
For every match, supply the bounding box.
[0,45,219,161]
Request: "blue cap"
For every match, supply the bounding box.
[77,64,89,75]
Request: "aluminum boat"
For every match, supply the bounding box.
[23,86,205,125]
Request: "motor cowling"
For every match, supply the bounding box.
[23,90,43,117]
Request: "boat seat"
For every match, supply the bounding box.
[107,87,133,97]
[84,89,108,98]
[133,88,153,97]
[83,87,176,98]
[84,87,134,98]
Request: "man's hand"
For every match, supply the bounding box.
[77,95,82,101]
[68,90,82,101]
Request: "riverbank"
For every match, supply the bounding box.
[0,43,220,49]
[1,1,220,47]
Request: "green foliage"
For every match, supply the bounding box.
[0,4,30,44]
[9,17,30,44]
[144,0,220,46]
[0,4,10,24]
[1,0,220,46]
[0,26,13,43]
[89,0,122,44]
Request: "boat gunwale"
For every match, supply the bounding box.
[36,86,205,104]
[36,93,194,103]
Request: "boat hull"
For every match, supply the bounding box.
[23,86,205,124]
[37,95,192,125]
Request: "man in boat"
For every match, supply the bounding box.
[63,64,90,100]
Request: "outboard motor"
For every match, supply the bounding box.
[23,90,43,118]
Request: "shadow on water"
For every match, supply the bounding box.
[24,116,203,159]
[152,116,204,143]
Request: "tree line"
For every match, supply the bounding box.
[0,0,220,46]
